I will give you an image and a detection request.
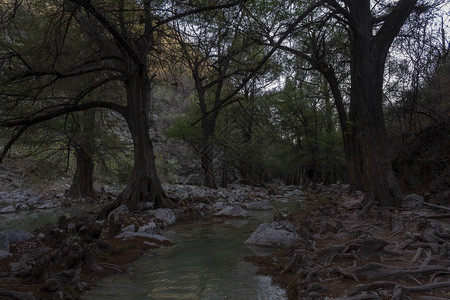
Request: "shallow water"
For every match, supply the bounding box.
[84,197,304,300]
[0,205,94,232]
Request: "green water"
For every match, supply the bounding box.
[83,198,304,300]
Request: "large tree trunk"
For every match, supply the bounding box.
[98,71,172,218]
[348,0,406,206]
[66,110,96,198]
[322,66,364,192]
[344,129,364,192]
[65,142,95,198]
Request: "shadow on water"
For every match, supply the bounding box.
[83,196,305,300]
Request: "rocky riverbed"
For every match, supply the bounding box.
[1,176,449,300]
[0,183,302,299]
[247,186,450,300]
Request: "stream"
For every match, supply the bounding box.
[83,196,304,300]
[0,205,95,232]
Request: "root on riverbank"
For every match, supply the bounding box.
[248,189,450,299]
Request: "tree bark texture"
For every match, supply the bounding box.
[322,64,364,192]
[65,142,95,198]
[98,71,171,218]
[346,0,418,205]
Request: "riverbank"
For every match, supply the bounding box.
[0,184,286,299]
[248,186,450,299]
[2,182,449,299]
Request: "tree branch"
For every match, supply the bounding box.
[190,0,325,126]
[373,0,419,59]
[0,125,29,163]
[1,101,126,128]
[68,0,142,67]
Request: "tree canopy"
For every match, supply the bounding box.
[0,0,448,212]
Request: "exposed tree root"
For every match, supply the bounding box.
[251,189,450,300]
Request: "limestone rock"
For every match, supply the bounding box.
[401,194,424,208]
[138,222,161,235]
[108,204,130,221]
[245,200,274,211]
[115,231,173,245]
[122,224,136,233]
[0,233,10,252]
[27,196,42,206]
[0,229,34,244]
[146,208,176,226]
[0,250,11,260]
[214,206,249,218]
[0,205,16,213]
[245,221,298,247]
[212,202,227,211]
[37,202,59,209]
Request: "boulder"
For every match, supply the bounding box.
[214,206,249,218]
[212,202,227,211]
[138,222,161,235]
[122,225,136,233]
[0,233,10,251]
[115,231,173,245]
[401,194,424,208]
[0,229,34,244]
[108,204,130,221]
[0,206,16,213]
[286,189,305,196]
[0,250,11,260]
[245,220,298,247]
[147,208,176,226]
[37,202,59,209]
[27,196,42,206]
[245,200,274,211]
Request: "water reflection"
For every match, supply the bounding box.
[83,197,304,300]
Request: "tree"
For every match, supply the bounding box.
[323,0,427,205]
[0,0,246,215]
[168,0,324,188]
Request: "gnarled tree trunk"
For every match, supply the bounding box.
[98,70,172,218]
[346,0,417,205]
[65,142,95,198]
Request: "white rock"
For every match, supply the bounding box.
[138,222,161,235]
[37,203,59,209]
[214,206,249,218]
[147,208,176,226]
[0,233,9,252]
[115,231,172,244]
[401,194,424,208]
[245,221,298,247]
[143,241,158,247]
[27,196,42,205]
[212,202,227,211]
[122,225,136,232]
[0,206,16,213]
[108,204,130,221]
[0,229,34,244]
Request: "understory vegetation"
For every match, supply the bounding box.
[0,0,448,207]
